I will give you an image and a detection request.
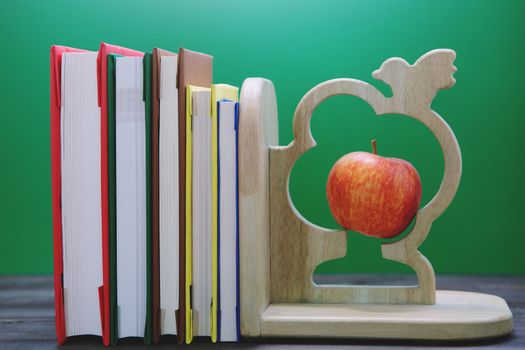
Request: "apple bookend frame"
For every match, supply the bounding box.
[238,49,513,340]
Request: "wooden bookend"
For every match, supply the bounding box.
[238,50,513,340]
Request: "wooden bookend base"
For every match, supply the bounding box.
[261,291,512,340]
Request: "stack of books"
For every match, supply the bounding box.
[50,43,240,345]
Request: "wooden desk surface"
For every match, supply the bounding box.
[0,275,523,349]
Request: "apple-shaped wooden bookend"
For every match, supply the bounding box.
[237,51,512,341]
[326,139,422,238]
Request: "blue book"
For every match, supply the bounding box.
[217,99,240,342]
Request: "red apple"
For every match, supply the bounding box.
[326,140,422,239]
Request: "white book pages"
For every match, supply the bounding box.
[192,90,212,337]
[115,56,147,338]
[60,52,103,337]
[159,55,179,335]
[218,101,238,342]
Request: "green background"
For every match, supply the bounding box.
[1,0,524,275]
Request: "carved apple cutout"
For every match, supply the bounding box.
[326,140,422,239]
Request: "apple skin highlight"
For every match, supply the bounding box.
[326,150,422,239]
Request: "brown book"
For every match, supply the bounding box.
[177,48,213,343]
[151,48,178,343]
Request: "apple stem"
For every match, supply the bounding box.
[371,139,378,155]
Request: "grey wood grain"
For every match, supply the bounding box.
[0,275,522,349]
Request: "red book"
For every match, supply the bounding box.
[51,43,144,346]
[50,44,88,345]
[96,42,143,346]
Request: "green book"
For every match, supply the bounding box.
[143,52,153,345]
[107,54,118,346]
[107,53,152,344]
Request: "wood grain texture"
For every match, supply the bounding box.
[269,49,462,305]
[261,290,512,340]
[238,78,279,336]
[237,50,513,340]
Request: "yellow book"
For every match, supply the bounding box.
[185,85,211,344]
[210,84,239,343]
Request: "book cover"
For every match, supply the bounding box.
[50,45,89,345]
[176,48,213,344]
[60,51,104,340]
[210,84,239,342]
[97,42,143,346]
[107,53,152,344]
[185,85,212,344]
[151,48,177,343]
[143,52,153,345]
